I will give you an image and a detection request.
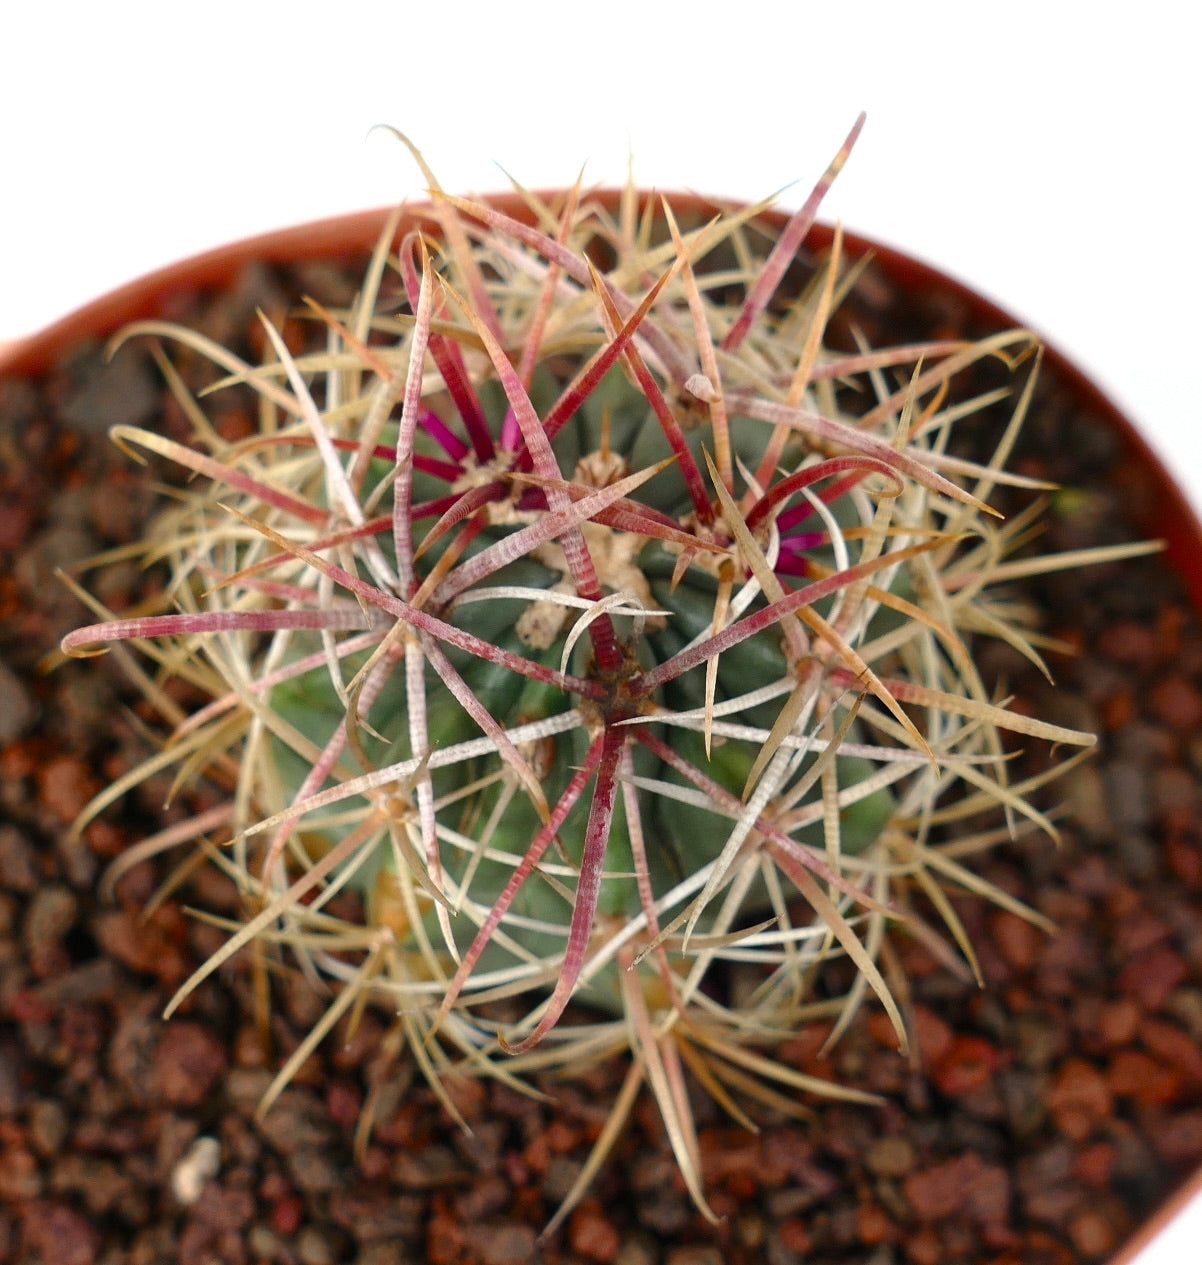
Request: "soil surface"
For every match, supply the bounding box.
[2,244,1201,1265]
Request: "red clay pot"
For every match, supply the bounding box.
[2,194,1200,1265]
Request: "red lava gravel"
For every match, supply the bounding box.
[2,245,1201,1264]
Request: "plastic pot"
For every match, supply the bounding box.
[2,194,1199,1264]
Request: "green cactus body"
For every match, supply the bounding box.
[252,347,901,1016]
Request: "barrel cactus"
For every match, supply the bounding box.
[62,117,1148,1230]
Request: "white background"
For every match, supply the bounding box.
[2,4,1199,1260]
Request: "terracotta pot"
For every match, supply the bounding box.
[2,195,1200,1264]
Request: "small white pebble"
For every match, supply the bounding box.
[170,1135,221,1205]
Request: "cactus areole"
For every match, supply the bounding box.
[61,120,1155,1228]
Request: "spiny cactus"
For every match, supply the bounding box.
[61,117,1153,1231]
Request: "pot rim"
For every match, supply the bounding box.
[4,190,1200,1264]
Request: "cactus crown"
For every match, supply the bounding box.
[63,119,1150,1230]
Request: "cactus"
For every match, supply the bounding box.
[61,117,1153,1231]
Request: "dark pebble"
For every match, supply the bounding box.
[0,662,35,743]
[0,825,39,893]
[17,1201,100,1265]
[461,1221,539,1265]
